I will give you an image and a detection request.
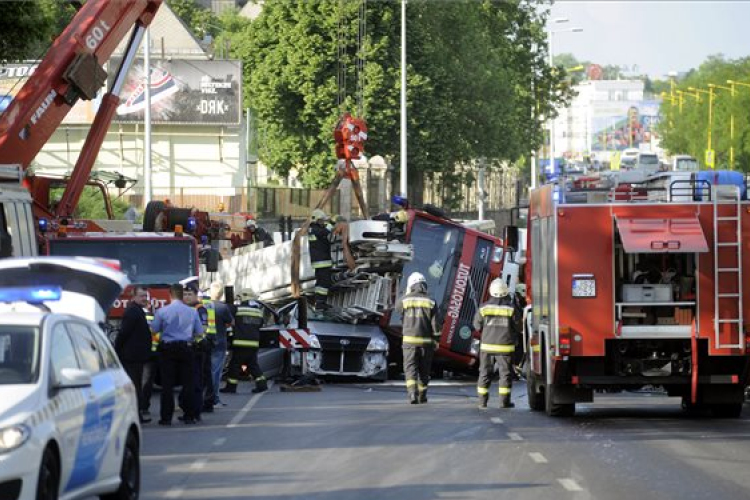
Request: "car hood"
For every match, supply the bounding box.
[0,257,129,322]
[0,385,39,425]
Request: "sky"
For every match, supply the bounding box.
[548,1,750,79]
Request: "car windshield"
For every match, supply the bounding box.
[676,158,699,171]
[639,155,659,165]
[0,326,40,385]
[48,239,195,285]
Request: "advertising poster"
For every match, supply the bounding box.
[110,58,242,125]
[590,100,660,152]
[0,62,100,124]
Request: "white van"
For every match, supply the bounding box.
[0,165,38,258]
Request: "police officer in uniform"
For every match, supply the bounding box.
[473,278,519,409]
[308,209,334,310]
[221,289,268,394]
[395,272,439,404]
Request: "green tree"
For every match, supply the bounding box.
[166,0,219,39]
[0,0,76,64]
[229,0,571,203]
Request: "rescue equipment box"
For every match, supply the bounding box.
[622,284,672,303]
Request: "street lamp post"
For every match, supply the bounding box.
[689,86,715,168]
[710,83,735,170]
[547,19,582,183]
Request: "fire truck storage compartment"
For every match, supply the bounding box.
[614,216,708,338]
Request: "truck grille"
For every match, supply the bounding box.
[318,336,369,373]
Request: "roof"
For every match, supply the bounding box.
[0,311,45,326]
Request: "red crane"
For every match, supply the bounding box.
[0,0,162,219]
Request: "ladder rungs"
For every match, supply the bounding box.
[718,293,741,298]
[716,242,740,247]
[717,268,740,272]
[716,216,739,221]
[717,319,742,323]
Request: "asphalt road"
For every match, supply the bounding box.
[135,381,750,500]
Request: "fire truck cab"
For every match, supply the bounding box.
[522,174,750,417]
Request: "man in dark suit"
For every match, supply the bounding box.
[115,286,154,423]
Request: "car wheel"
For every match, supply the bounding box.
[36,446,60,500]
[100,431,140,500]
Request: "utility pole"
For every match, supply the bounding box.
[400,0,407,197]
[477,157,486,221]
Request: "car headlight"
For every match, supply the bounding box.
[308,334,321,349]
[367,337,388,352]
[0,424,30,454]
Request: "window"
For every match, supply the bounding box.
[67,323,103,373]
[90,327,120,370]
[0,326,40,384]
[50,324,79,383]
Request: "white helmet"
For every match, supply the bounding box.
[245,218,257,229]
[515,283,526,296]
[489,278,509,298]
[406,272,427,290]
[238,288,258,301]
[311,209,329,222]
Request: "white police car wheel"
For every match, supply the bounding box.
[36,447,60,500]
[100,432,140,500]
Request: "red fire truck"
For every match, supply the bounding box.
[522,179,750,417]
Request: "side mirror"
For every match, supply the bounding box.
[205,249,220,272]
[503,225,519,252]
[55,368,92,389]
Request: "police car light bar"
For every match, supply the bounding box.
[0,286,62,303]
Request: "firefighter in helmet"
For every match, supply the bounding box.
[221,289,268,394]
[396,272,439,404]
[245,216,274,246]
[474,278,519,409]
[308,209,334,310]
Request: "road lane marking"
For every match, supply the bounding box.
[507,432,523,441]
[228,381,273,428]
[558,478,584,491]
[529,452,548,463]
[213,437,227,447]
[490,417,504,424]
[191,458,208,470]
[166,487,184,498]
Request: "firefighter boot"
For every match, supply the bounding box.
[477,395,489,410]
[220,381,237,394]
[501,396,515,409]
[252,377,268,394]
[418,389,428,404]
[408,392,419,405]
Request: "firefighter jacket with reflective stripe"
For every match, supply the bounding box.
[233,300,264,348]
[201,299,217,336]
[396,291,439,346]
[472,296,517,353]
[308,223,333,268]
[194,303,209,342]
[146,310,160,352]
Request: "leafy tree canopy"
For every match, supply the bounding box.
[225,0,572,193]
[0,0,76,64]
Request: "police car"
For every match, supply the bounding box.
[0,257,140,500]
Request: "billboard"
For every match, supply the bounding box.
[110,59,242,125]
[590,100,660,152]
[0,62,101,124]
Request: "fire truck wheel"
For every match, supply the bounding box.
[544,383,575,417]
[711,403,742,418]
[143,201,165,232]
[525,367,544,411]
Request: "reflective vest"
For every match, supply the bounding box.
[397,291,439,346]
[201,299,217,336]
[233,300,264,348]
[145,309,159,353]
[472,297,516,353]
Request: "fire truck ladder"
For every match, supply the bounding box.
[713,185,744,349]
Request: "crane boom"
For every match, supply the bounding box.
[0,0,162,216]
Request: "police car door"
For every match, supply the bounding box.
[64,321,117,492]
[47,321,89,496]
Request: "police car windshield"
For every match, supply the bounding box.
[48,239,195,285]
[0,326,40,385]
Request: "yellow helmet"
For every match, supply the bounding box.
[395,209,408,223]
[311,209,329,222]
